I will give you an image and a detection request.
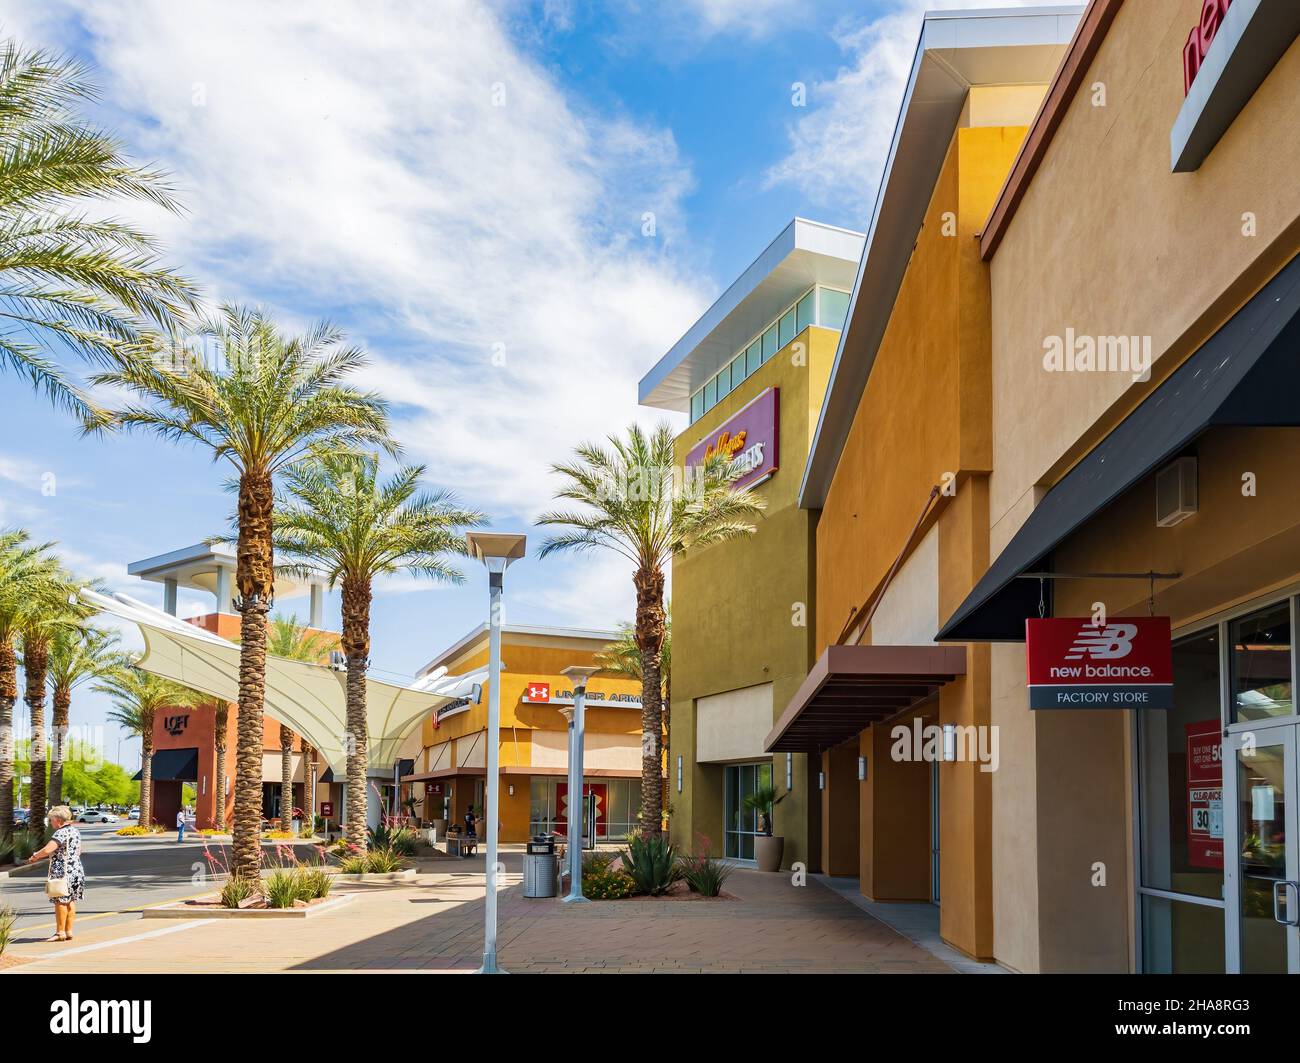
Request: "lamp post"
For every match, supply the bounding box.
[560,665,600,903]
[465,531,526,975]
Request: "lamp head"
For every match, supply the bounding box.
[465,532,527,569]
[561,665,601,692]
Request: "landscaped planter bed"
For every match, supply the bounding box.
[141,891,354,920]
[333,867,417,883]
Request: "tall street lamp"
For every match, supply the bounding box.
[560,665,599,903]
[465,531,526,975]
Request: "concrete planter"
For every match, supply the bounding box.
[754,834,784,872]
[334,867,417,883]
[142,891,354,920]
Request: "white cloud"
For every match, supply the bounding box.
[4,0,706,628]
[675,0,803,38]
[765,0,1067,218]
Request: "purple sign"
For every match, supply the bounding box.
[685,387,779,491]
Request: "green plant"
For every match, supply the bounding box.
[621,834,681,896]
[743,785,785,836]
[679,841,732,897]
[339,852,370,875]
[219,876,260,909]
[298,866,333,900]
[11,828,42,862]
[0,904,15,956]
[368,823,416,856]
[0,835,14,866]
[364,847,406,874]
[582,853,635,900]
[264,867,302,908]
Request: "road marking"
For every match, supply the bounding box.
[24,920,205,962]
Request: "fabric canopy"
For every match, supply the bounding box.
[85,590,484,773]
[132,747,197,782]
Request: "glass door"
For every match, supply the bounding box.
[1224,726,1300,972]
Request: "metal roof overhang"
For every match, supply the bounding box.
[937,250,1300,643]
[765,644,967,754]
[799,5,1083,509]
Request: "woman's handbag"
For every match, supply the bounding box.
[45,875,70,899]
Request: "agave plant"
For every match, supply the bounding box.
[621,833,681,896]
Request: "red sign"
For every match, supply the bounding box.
[555,783,606,840]
[685,387,779,491]
[1025,616,1173,709]
[1182,0,1233,94]
[524,681,550,703]
[320,802,334,818]
[1186,719,1224,869]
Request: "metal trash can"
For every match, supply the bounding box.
[523,835,557,898]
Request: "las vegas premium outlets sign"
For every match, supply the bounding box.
[1026,617,1173,710]
[685,387,779,492]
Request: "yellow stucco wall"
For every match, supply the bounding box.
[982,2,1300,973]
[669,324,837,868]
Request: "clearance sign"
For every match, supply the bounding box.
[1025,617,1173,709]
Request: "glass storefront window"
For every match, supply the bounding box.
[725,761,772,860]
[1139,629,1224,901]
[528,776,640,841]
[1235,743,1290,972]
[1141,894,1225,973]
[1230,603,1293,721]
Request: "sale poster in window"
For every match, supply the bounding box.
[1186,719,1223,870]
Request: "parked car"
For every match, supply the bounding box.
[127,806,140,820]
[77,809,119,824]
[13,808,29,829]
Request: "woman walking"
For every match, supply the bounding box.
[26,805,84,941]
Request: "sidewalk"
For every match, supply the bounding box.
[4,861,955,974]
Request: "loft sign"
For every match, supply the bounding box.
[1025,617,1173,709]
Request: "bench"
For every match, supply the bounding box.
[446,835,478,857]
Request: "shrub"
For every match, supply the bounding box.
[621,834,681,896]
[265,868,302,909]
[11,829,42,862]
[363,847,406,874]
[261,830,296,840]
[368,823,416,856]
[219,876,260,909]
[582,859,635,900]
[115,824,164,836]
[679,848,732,897]
[0,835,14,866]
[298,866,333,900]
[0,905,15,956]
[339,852,370,875]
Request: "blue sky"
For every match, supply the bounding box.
[0,0,1054,767]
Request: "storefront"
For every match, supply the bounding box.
[400,622,651,844]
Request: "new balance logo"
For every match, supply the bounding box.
[1064,623,1138,661]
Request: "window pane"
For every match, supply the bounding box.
[716,366,731,400]
[1236,742,1289,972]
[761,325,778,362]
[690,389,703,423]
[704,377,716,408]
[818,287,850,329]
[1141,894,1225,973]
[1139,629,1224,899]
[730,355,745,390]
[778,308,796,347]
[1230,603,1292,721]
[746,341,761,376]
[796,290,815,332]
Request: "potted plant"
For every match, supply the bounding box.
[744,786,786,872]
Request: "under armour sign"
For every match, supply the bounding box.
[1025,616,1173,710]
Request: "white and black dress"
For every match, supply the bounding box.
[48,825,85,903]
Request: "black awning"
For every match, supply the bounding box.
[319,766,334,784]
[134,747,198,782]
[938,251,1300,643]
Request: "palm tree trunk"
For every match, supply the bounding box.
[233,470,274,881]
[303,742,316,836]
[25,638,49,831]
[280,724,294,832]
[49,686,71,810]
[341,575,372,850]
[634,566,666,838]
[0,638,15,839]
[140,719,155,829]
[214,701,229,831]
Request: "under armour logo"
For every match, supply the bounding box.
[1065,623,1137,661]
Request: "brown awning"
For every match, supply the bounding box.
[765,644,967,753]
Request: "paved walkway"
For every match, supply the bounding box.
[3,858,954,974]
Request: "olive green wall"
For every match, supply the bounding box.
[669,325,837,868]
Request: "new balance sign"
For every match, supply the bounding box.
[1025,617,1173,709]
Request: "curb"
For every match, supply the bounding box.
[141,891,355,920]
[332,868,418,883]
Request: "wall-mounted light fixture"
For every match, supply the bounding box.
[676,755,683,793]
[942,723,957,763]
[786,752,792,790]
[508,784,514,797]
[858,756,867,781]
[818,771,825,791]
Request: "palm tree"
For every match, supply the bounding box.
[0,529,64,837]
[0,38,197,426]
[18,569,91,829]
[92,306,393,879]
[261,614,334,833]
[538,424,763,837]
[269,452,484,849]
[596,608,672,750]
[97,664,199,828]
[45,623,120,810]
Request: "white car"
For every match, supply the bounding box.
[127,807,140,820]
[77,809,119,824]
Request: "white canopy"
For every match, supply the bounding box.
[84,589,483,773]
